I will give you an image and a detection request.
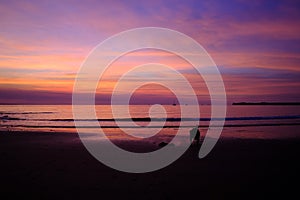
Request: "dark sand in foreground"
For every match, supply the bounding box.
[0,131,299,199]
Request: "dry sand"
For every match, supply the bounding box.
[0,131,299,199]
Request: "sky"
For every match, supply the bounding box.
[0,0,300,104]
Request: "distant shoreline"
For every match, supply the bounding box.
[1,103,300,106]
[232,102,300,106]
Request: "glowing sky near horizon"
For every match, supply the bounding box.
[0,0,299,104]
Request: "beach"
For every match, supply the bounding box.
[1,130,299,199]
[1,0,300,199]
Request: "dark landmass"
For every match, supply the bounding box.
[232,102,300,106]
[0,131,299,199]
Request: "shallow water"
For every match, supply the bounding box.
[0,105,299,140]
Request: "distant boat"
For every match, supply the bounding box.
[172,101,177,106]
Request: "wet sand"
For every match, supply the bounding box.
[0,131,299,199]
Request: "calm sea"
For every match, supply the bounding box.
[0,105,300,140]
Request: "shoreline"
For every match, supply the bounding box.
[232,102,300,105]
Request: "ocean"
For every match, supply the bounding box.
[1,105,300,141]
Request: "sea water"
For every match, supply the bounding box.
[0,105,299,140]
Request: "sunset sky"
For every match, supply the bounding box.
[0,0,299,104]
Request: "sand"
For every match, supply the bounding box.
[0,131,299,199]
